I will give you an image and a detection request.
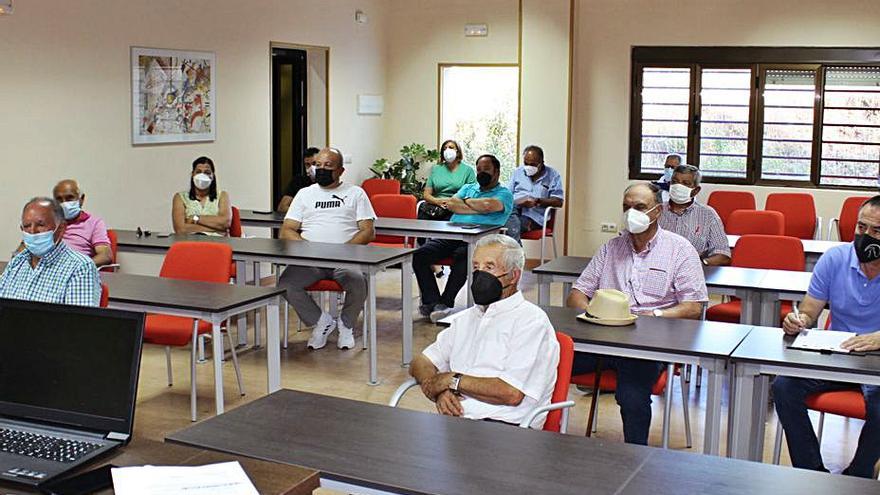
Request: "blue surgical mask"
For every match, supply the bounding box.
[60,200,81,220]
[663,168,674,181]
[21,228,58,257]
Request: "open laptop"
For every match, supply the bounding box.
[0,298,144,487]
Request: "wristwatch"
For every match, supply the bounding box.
[192,215,201,225]
[449,373,463,393]
[652,309,664,317]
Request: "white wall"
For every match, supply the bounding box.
[0,0,388,271]
[569,0,880,255]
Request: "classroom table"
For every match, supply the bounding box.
[238,209,503,306]
[543,306,752,455]
[167,389,880,495]
[113,230,415,385]
[728,326,880,462]
[101,272,285,417]
[0,438,320,495]
[727,235,843,271]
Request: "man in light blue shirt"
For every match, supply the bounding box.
[773,195,880,478]
[0,197,101,306]
[412,154,513,322]
[505,146,564,243]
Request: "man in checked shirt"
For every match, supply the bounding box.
[567,182,708,445]
[658,164,731,266]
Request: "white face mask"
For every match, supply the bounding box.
[443,148,458,163]
[307,165,316,179]
[623,205,658,234]
[668,183,694,204]
[193,173,213,190]
[523,165,539,177]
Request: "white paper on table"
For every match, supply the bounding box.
[111,461,259,495]
[790,329,857,353]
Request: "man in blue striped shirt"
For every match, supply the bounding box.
[0,197,100,306]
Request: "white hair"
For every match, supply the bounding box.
[475,234,525,272]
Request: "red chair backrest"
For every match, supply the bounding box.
[708,191,756,231]
[371,194,417,245]
[543,331,574,433]
[362,178,400,198]
[229,206,243,238]
[99,283,109,308]
[732,234,805,271]
[726,210,785,236]
[837,196,871,242]
[106,229,118,264]
[765,193,817,239]
[159,242,233,283]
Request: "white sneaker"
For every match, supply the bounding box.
[307,312,336,350]
[336,320,355,350]
[429,305,456,324]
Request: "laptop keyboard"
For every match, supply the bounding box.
[0,428,102,463]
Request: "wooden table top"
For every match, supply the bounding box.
[167,389,880,495]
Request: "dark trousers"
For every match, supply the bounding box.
[572,353,664,445]
[504,213,540,244]
[412,239,469,308]
[773,377,880,478]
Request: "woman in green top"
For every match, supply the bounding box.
[172,156,232,236]
[420,140,476,220]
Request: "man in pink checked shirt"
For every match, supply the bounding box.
[566,182,708,445]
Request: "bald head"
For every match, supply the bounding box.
[53,179,84,203]
[314,147,345,188]
[317,148,344,169]
[624,182,661,209]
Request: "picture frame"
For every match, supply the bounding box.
[131,47,216,145]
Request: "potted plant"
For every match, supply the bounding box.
[370,143,440,199]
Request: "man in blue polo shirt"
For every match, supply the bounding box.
[773,195,880,478]
[504,145,564,243]
[412,154,513,322]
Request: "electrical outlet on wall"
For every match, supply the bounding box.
[600,222,617,233]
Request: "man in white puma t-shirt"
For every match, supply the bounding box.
[278,148,376,350]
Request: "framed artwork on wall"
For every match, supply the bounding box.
[131,47,215,145]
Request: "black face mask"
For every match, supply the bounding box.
[854,233,880,263]
[314,168,335,187]
[471,270,512,306]
[476,172,493,188]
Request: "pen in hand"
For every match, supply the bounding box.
[793,303,806,333]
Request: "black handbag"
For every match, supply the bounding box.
[418,201,453,221]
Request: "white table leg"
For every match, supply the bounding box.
[368,273,379,386]
[738,289,759,326]
[729,362,761,460]
[466,241,475,307]
[537,274,550,306]
[254,262,263,349]
[266,296,281,393]
[401,259,413,366]
[211,319,225,416]
[562,282,572,303]
[702,358,725,455]
[236,260,248,347]
[661,363,675,449]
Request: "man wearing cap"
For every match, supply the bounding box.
[566,182,708,445]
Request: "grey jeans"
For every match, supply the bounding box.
[277,266,366,328]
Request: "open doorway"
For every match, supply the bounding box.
[270,44,328,209]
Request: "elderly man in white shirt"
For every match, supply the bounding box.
[409,234,559,428]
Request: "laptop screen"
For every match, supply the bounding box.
[0,299,144,436]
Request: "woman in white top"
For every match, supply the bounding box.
[172,156,232,236]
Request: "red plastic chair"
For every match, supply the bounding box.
[726,210,785,236]
[707,235,805,325]
[571,364,691,447]
[708,191,756,232]
[99,283,109,308]
[98,229,121,272]
[388,331,577,433]
[520,207,560,264]
[362,178,400,198]
[229,206,243,238]
[370,194,417,248]
[143,242,244,421]
[828,196,871,242]
[765,193,820,240]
